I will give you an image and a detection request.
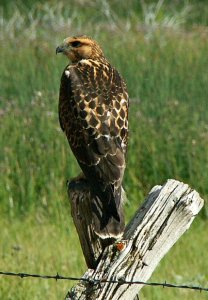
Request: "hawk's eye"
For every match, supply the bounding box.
[71,41,82,48]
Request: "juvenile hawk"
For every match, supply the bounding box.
[56,35,129,239]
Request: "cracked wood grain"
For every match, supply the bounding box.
[66,179,204,300]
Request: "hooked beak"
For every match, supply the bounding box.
[56,45,65,54]
[56,42,70,55]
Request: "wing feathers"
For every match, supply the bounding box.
[59,57,129,238]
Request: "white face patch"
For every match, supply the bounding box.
[65,70,70,78]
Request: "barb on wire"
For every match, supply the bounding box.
[0,271,208,293]
[0,271,83,282]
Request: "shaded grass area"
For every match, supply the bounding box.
[1,0,208,299]
[1,0,208,29]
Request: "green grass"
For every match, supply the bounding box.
[0,214,85,299]
[0,214,207,300]
[1,0,208,299]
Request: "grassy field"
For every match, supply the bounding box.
[1,1,208,299]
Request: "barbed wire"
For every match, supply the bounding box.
[0,271,207,292]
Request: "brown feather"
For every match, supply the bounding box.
[57,35,129,238]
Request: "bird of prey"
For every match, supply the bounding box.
[56,35,129,239]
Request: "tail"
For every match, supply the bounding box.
[91,187,125,239]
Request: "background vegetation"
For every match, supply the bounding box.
[1,0,208,299]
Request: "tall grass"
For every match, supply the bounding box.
[1,26,207,218]
[0,1,208,299]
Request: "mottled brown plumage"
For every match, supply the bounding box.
[56,35,129,238]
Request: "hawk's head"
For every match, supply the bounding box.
[56,35,104,63]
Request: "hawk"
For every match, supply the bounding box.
[56,35,129,239]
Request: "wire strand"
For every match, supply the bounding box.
[0,271,207,292]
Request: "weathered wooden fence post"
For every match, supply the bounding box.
[66,179,204,300]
